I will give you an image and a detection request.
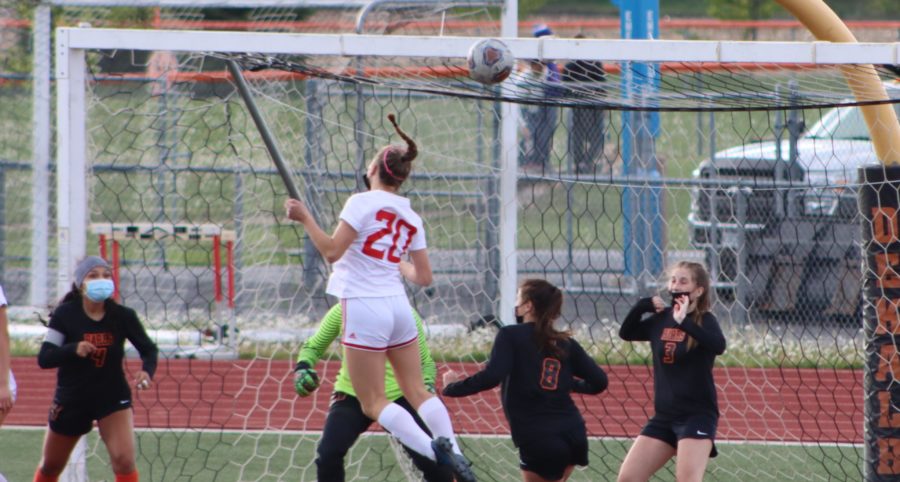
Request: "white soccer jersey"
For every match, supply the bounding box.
[326,190,426,298]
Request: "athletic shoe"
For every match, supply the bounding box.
[431,436,476,482]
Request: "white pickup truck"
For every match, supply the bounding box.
[688,82,900,319]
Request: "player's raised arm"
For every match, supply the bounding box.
[442,327,514,397]
[618,297,658,342]
[285,199,357,264]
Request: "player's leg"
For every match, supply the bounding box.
[36,401,92,480]
[97,408,138,480]
[385,305,459,453]
[344,346,389,420]
[343,297,436,462]
[342,297,393,420]
[393,397,454,482]
[616,436,676,482]
[34,431,82,480]
[385,300,475,482]
[674,438,713,482]
[348,345,437,464]
[316,393,375,482]
[0,370,14,427]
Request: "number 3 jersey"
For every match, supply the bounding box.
[38,301,158,403]
[442,323,609,446]
[619,297,726,420]
[327,190,426,298]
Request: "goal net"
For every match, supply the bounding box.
[52,24,900,482]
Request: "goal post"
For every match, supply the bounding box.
[53,25,900,481]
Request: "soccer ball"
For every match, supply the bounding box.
[467,39,514,85]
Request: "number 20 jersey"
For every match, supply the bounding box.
[326,190,426,298]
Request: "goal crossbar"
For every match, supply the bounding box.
[58,27,900,64]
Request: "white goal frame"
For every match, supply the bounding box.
[51,26,900,481]
[55,27,900,327]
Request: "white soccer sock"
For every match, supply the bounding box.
[417,396,462,455]
[377,402,437,461]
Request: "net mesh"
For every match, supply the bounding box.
[6,4,900,482]
[83,41,887,481]
[234,51,900,111]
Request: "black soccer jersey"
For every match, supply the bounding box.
[38,300,158,403]
[619,297,726,420]
[442,323,608,445]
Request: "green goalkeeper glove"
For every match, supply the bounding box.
[294,361,320,397]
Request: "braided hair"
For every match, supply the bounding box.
[374,114,418,188]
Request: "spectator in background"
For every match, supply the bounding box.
[563,34,607,175]
[521,24,561,172]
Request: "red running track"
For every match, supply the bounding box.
[6,357,862,443]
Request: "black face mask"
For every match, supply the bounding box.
[515,306,524,324]
[669,291,691,306]
[363,174,371,190]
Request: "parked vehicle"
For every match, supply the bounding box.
[688,82,900,319]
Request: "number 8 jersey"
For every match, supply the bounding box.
[327,190,426,298]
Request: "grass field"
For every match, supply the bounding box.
[0,428,862,481]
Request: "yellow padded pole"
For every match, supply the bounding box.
[776,0,900,165]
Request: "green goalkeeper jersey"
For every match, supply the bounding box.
[296,304,437,400]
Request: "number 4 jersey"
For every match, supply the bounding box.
[38,301,158,403]
[327,190,426,298]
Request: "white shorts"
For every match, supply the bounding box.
[7,370,14,401]
[341,296,418,352]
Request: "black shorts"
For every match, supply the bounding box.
[517,424,589,480]
[48,392,132,436]
[640,414,718,458]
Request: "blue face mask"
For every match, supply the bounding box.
[85,279,115,302]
